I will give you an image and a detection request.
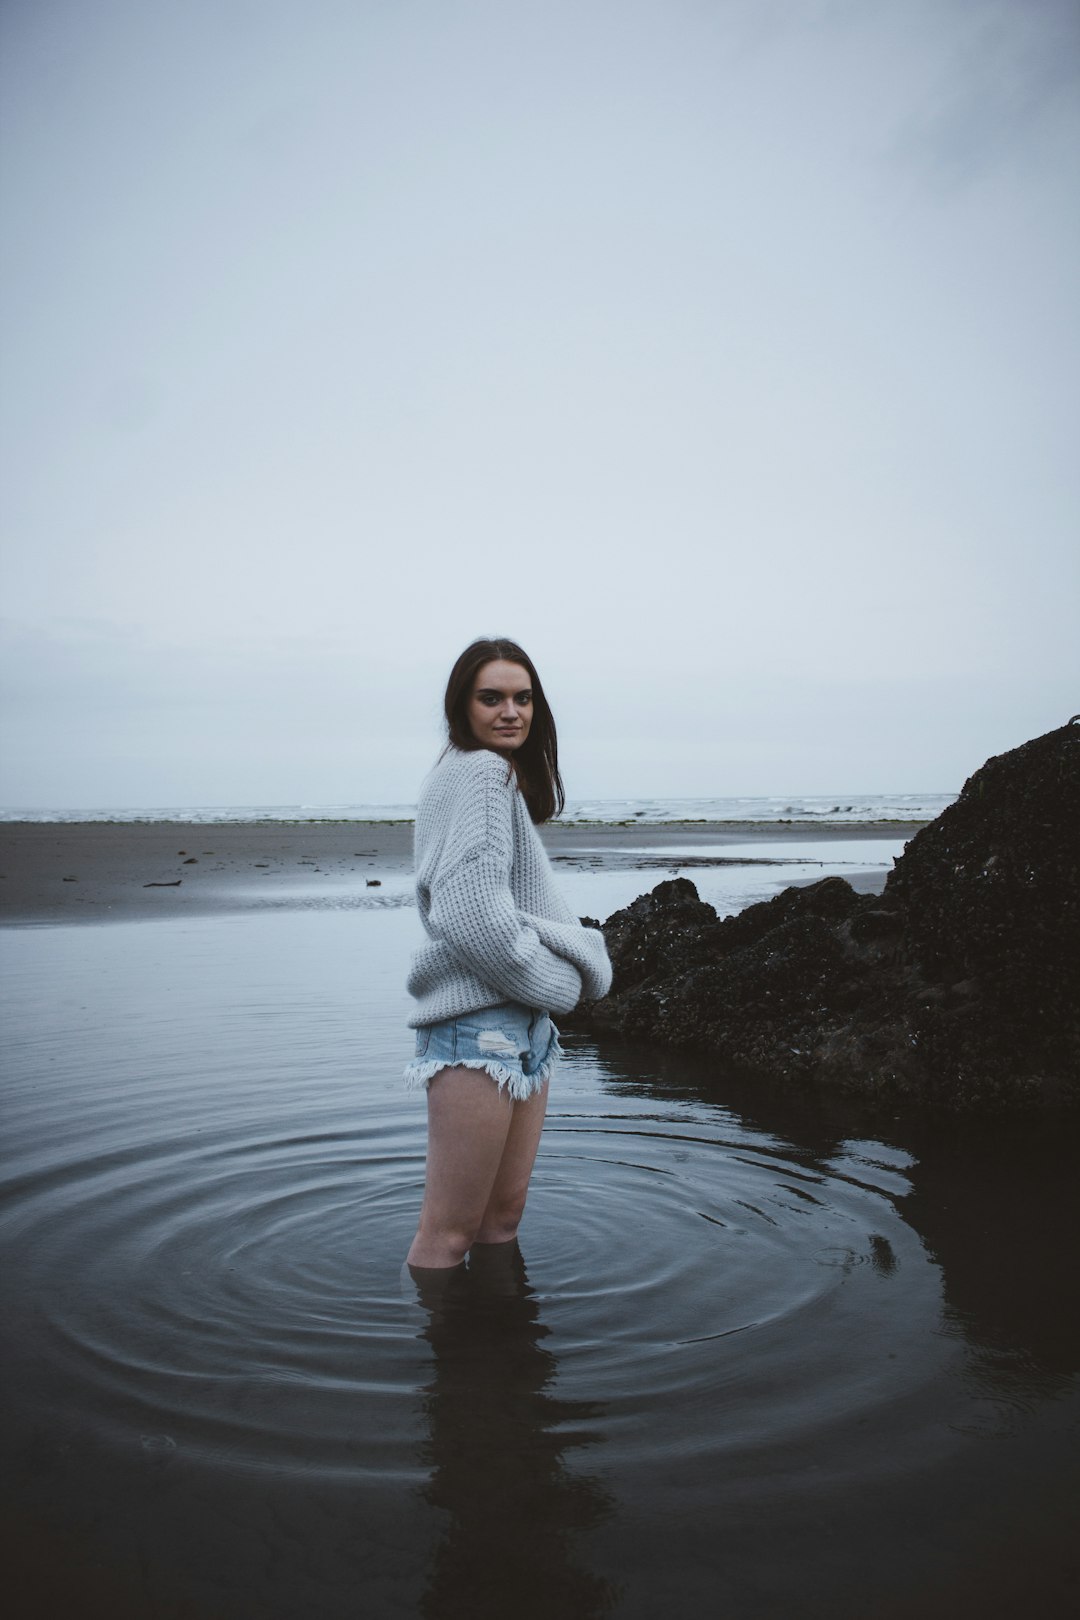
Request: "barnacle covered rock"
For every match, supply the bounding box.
[573,724,1080,1110]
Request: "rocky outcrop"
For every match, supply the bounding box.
[573,724,1080,1110]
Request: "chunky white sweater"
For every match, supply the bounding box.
[406,746,613,1026]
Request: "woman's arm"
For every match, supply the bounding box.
[427,850,584,1013]
[525,914,613,1003]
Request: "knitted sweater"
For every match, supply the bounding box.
[406,746,613,1026]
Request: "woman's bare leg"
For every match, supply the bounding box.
[407,1068,515,1269]
[474,1080,549,1244]
[406,1069,549,1269]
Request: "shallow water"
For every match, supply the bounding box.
[551,835,904,915]
[200,832,902,929]
[1,905,1077,1618]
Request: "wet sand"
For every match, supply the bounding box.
[0,819,926,925]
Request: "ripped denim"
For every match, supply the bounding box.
[403,1002,562,1102]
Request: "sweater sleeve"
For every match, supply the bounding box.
[428,850,584,1014]
[526,914,613,1002]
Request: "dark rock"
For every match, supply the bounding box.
[366,878,381,886]
[571,724,1080,1111]
[849,906,903,942]
[182,857,198,864]
[143,880,182,888]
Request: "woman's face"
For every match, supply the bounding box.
[467,660,534,753]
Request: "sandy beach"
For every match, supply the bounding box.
[0,818,926,925]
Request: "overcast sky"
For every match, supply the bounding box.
[2,0,1077,808]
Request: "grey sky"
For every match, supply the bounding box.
[2,0,1078,807]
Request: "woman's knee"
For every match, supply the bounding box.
[479,1187,528,1237]
[411,1220,475,1267]
[439,1230,475,1266]
[502,1186,530,1224]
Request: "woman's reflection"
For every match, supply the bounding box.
[409,1241,619,1619]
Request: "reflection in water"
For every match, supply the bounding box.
[410,1244,619,1619]
[900,1116,1080,1379]
[585,1030,1080,1388]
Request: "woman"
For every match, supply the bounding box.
[404,638,613,1270]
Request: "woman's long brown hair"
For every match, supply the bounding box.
[443,637,565,823]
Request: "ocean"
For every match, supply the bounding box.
[0,790,955,825]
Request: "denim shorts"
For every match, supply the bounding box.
[403,1002,562,1101]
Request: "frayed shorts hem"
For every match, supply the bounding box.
[402,1050,558,1101]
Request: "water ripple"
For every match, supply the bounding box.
[0,1067,946,1488]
